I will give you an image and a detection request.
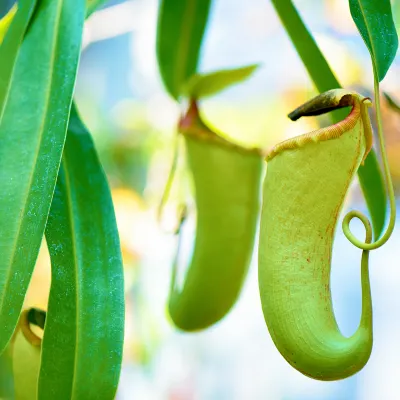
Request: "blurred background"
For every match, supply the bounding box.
[4,0,400,398]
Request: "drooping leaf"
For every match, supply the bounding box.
[0,0,84,354]
[40,103,125,399]
[0,0,37,116]
[0,4,16,43]
[156,0,212,100]
[183,64,259,99]
[270,0,386,240]
[349,0,398,81]
[384,92,400,112]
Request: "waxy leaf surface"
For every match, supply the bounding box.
[271,0,387,239]
[349,0,398,81]
[40,104,125,400]
[0,0,84,354]
[0,0,37,115]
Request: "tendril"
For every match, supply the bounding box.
[20,308,46,347]
[342,74,396,250]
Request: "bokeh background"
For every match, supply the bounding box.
[4,0,400,398]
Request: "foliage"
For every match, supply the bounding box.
[156,0,398,383]
[0,0,398,397]
[41,104,124,399]
[182,64,259,99]
[156,0,212,99]
[270,0,388,240]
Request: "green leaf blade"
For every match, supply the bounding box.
[384,91,400,113]
[271,0,387,240]
[156,0,212,100]
[349,0,398,81]
[40,104,125,400]
[0,5,16,42]
[0,0,84,354]
[0,0,37,116]
[86,0,108,17]
[183,64,259,99]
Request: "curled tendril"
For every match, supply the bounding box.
[342,76,396,251]
[259,89,376,379]
[20,308,46,347]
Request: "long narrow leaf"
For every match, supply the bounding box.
[183,64,259,99]
[270,0,387,239]
[40,104,125,399]
[156,0,212,99]
[384,92,400,113]
[86,0,108,17]
[0,0,37,115]
[0,4,16,43]
[0,0,85,354]
[349,0,398,82]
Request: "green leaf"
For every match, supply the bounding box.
[86,0,108,17]
[156,0,212,100]
[384,92,400,112]
[0,0,37,115]
[0,0,84,354]
[0,5,16,43]
[349,0,398,81]
[271,0,387,240]
[183,64,259,99]
[40,103,125,399]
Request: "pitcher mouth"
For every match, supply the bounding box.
[266,91,372,162]
[178,100,266,157]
